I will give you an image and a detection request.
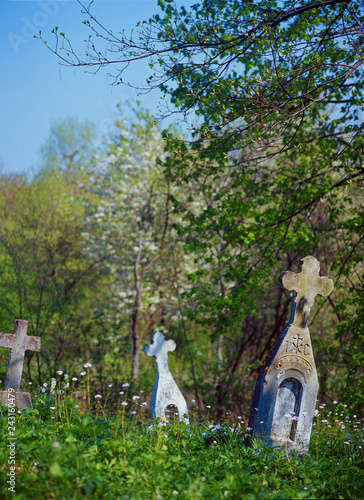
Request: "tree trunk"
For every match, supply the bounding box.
[130,235,143,384]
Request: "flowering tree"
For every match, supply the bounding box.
[79,108,195,383]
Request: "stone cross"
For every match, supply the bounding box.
[143,331,188,423]
[248,256,333,452]
[280,255,334,328]
[0,320,41,409]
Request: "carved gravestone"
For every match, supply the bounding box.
[0,320,41,409]
[143,331,188,423]
[248,256,334,452]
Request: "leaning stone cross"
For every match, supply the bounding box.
[0,320,41,409]
[248,256,333,452]
[143,331,188,423]
[281,256,334,328]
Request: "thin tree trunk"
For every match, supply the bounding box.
[130,234,143,384]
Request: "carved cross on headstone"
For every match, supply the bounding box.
[0,320,41,409]
[280,255,334,328]
[248,256,334,452]
[143,331,188,423]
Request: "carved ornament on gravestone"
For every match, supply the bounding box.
[248,256,334,452]
[0,320,41,409]
[143,331,188,423]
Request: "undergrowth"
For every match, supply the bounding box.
[0,374,363,499]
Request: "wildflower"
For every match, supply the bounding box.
[345,433,351,439]
[292,416,299,421]
[28,382,32,385]
[57,390,64,395]
[52,441,61,449]
[131,411,137,414]
[57,370,63,376]
[72,377,78,382]
[247,427,253,431]
[122,382,130,388]
[80,371,86,376]
[63,382,70,389]
[333,400,337,404]
[121,401,128,406]
[75,405,79,408]
[139,390,144,393]
[237,416,242,420]
[206,405,211,409]
[173,490,178,495]
[119,391,124,395]
[50,407,56,410]
[314,410,319,416]
[191,399,196,403]
[260,421,264,424]
[141,402,147,406]
[343,404,347,407]
[95,394,102,399]
[108,384,113,388]
[83,362,92,369]
[263,466,268,469]
[41,388,46,393]
[132,395,140,400]
[64,374,69,380]
[43,383,48,388]
[344,441,350,445]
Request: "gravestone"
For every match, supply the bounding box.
[0,320,41,409]
[143,331,188,423]
[248,256,334,452]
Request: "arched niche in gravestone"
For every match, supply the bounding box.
[272,377,303,443]
[165,403,179,422]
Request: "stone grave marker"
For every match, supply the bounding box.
[0,319,41,409]
[143,331,188,423]
[248,256,334,452]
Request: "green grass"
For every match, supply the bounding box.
[0,383,363,499]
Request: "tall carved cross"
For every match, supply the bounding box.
[280,256,334,328]
[0,320,41,390]
[143,331,176,372]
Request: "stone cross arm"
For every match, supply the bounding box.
[280,256,334,328]
[0,333,41,352]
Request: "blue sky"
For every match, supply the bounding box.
[1,0,191,176]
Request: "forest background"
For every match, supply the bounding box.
[0,0,363,418]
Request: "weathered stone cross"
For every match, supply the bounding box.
[143,331,188,423]
[280,255,334,328]
[0,319,41,390]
